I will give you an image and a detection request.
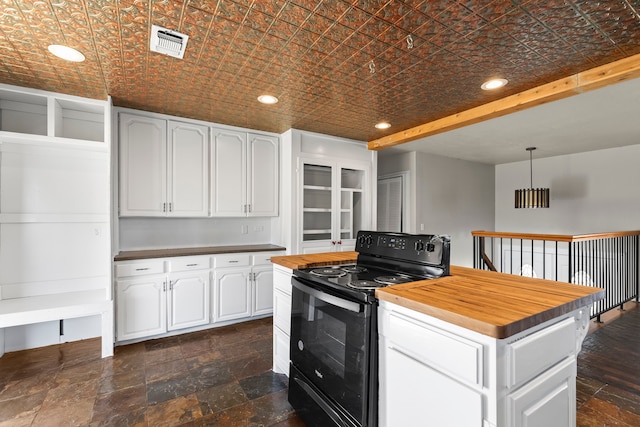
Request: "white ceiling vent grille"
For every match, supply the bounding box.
[150,25,189,59]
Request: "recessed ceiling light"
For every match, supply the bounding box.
[375,122,391,129]
[258,95,278,104]
[481,78,508,90]
[47,44,85,62]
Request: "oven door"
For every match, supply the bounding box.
[290,276,376,427]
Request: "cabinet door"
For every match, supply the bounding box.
[116,276,166,341]
[119,113,167,216]
[300,159,335,251]
[167,270,210,331]
[252,265,273,316]
[214,267,251,322]
[507,357,575,427]
[211,128,246,216]
[247,133,278,216]
[380,345,483,427]
[168,121,209,217]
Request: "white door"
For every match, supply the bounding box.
[116,276,166,341]
[214,267,251,321]
[119,113,167,216]
[252,265,274,316]
[168,121,209,217]
[167,270,210,331]
[247,133,278,216]
[211,128,246,216]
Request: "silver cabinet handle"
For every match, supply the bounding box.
[186,263,198,267]
[169,202,172,212]
[135,267,149,271]
[228,260,239,263]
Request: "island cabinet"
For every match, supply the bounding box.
[376,266,604,427]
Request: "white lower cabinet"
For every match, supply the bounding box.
[212,252,284,323]
[378,300,590,427]
[116,273,167,341]
[115,256,210,342]
[167,269,210,331]
[116,251,282,342]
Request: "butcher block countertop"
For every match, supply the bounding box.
[270,251,358,269]
[376,265,605,339]
[114,244,286,261]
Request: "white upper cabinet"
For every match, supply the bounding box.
[211,128,278,217]
[247,133,279,217]
[119,113,166,216]
[168,121,209,216]
[119,113,208,217]
[210,128,247,216]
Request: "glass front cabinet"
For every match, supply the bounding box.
[300,158,370,253]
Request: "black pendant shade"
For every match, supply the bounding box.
[515,147,550,209]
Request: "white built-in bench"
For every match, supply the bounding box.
[0,289,114,358]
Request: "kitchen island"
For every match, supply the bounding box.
[270,255,605,427]
[376,265,604,427]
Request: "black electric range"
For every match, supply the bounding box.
[288,231,451,427]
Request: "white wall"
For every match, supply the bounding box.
[118,217,274,250]
[495,144,640,234]
[378,151,495,267]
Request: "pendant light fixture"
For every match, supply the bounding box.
[515,147,550,208]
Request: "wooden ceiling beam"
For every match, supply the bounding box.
[368,53,640,151]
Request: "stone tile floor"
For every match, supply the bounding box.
[1,305,640,426]
[0,317,304,426]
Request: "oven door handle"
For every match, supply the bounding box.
[292,279,363,313]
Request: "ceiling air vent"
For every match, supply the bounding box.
[150,25,189,59]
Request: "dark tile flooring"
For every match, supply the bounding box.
[0,317,304,426]
[1,304,639,426]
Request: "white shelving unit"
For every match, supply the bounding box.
[0,83,112,357]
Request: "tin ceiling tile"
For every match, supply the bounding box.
[1,0,639,140]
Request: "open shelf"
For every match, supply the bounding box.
[0,84,107,143]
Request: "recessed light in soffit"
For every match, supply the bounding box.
[375,122,391,129]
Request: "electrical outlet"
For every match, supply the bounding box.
[420,223,425,231]
[254,225,264,232]
[241,225,248,234]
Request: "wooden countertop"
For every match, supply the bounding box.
[376,265,605,339]
[114,244,286,261]
[270,252,358,269]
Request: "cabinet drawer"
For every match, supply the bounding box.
[252,251,284,266]
[386,311,484,387]
[170,256,211,272]
[214,254,250,268]
[115,260,165,278]
[508,317,576,389]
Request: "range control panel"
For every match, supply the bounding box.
[355,230,450,266]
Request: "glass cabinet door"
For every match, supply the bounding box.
[301,160,369,253]
[302,163,333,243]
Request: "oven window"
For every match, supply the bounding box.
[306,297,348,378]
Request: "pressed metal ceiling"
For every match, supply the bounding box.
[1,0,640,144]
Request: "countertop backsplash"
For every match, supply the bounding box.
[118,217,276,251]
